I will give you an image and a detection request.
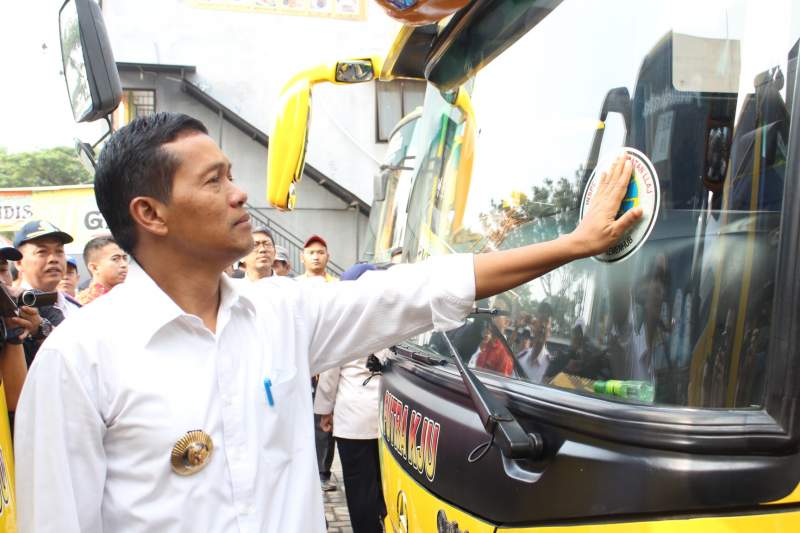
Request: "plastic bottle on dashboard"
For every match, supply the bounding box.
[593,379,655,403]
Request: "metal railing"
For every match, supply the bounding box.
[246,205,344,277]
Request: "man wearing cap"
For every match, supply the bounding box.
[299,235,337,283]
[299,234,340,491]
[57,256,80,299]
[77,236,129,305]
[273,245,293,277]
[13,220,77,366]
[13,112,640,533]
[0,246,20,289]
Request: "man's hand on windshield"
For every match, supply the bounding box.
[570,155,643,257]
[473,154,645,300]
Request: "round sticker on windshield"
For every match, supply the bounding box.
[579,147,660,263]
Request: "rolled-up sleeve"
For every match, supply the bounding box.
[14,348,107,533]
[304,254,475,375]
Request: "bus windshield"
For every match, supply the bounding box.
[406,0,798,408]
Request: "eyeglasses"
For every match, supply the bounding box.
[253,240,275,250]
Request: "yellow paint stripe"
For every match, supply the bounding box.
[725,125,762,406]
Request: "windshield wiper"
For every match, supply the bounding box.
[441,329,544,461]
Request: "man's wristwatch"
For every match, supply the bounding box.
[33,318,53,341]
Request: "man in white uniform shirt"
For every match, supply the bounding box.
[14,112,641,533]
[517,302,555,383]
[314,263,392,532]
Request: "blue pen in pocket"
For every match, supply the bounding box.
[263,378,274,407]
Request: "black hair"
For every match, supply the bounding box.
[83,235,118,267]
[252,228,275,245]
[94,112,209,255]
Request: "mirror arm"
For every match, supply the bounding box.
[91,115,114,149]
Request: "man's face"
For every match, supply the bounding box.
[243,232,275,276]
[159,133,252,267]
[302,242,328,275]
[531,314,551,354]
[0,260,11,288]
[90,243,129,288]
[58,265,79,296]
[273,259,291,277]
[17,237,66,291]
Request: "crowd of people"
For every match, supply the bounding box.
[0,222,132,415]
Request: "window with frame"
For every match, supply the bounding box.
[404,0,798,411]
[112,89,156,129]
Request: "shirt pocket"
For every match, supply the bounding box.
[258,370,299,465]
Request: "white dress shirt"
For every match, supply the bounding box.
[14,254,475,533]
[517,344,553,383]
[313,348,390,440]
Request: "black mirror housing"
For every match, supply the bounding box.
[59,0,122,123]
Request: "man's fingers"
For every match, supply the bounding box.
[8,317,30,328]
[607,159,633,206]
[596,171,609,194]
[613,206,643,233]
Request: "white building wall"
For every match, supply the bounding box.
[103,0,398,203]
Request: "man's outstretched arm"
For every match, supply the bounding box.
[474,155,641,299]
[303,155,642,375]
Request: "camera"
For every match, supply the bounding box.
[0,285,58,317]
[17,290,58,308]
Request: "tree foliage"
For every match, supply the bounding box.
[0,146,92,188]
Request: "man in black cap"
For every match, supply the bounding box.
[13,220,77,364]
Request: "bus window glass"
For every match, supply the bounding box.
[363,115,420,261]
[408,0,799,408]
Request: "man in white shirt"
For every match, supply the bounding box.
[14,112,641,533]
[517,302,555,383]
[314,263,391,532]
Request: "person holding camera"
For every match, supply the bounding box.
[13,220,77,365]
[0,245,45,418]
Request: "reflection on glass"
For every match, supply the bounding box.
[60,1,92,122]
[363,114,420,262]
[406,0,797,409]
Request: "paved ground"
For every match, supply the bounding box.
[323,454,353,533]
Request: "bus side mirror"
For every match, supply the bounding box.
[267,80,312,210]
[267,57,383,210]
[58,0,122,123]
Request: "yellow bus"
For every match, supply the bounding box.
[0,385,17,532]
[58,0,800,530]
[268,1,800,532]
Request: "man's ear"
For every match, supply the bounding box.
[129,196,169,239]
[87,259,99,278]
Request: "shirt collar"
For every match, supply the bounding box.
[123,261,256,346]
[299,272,336,282]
